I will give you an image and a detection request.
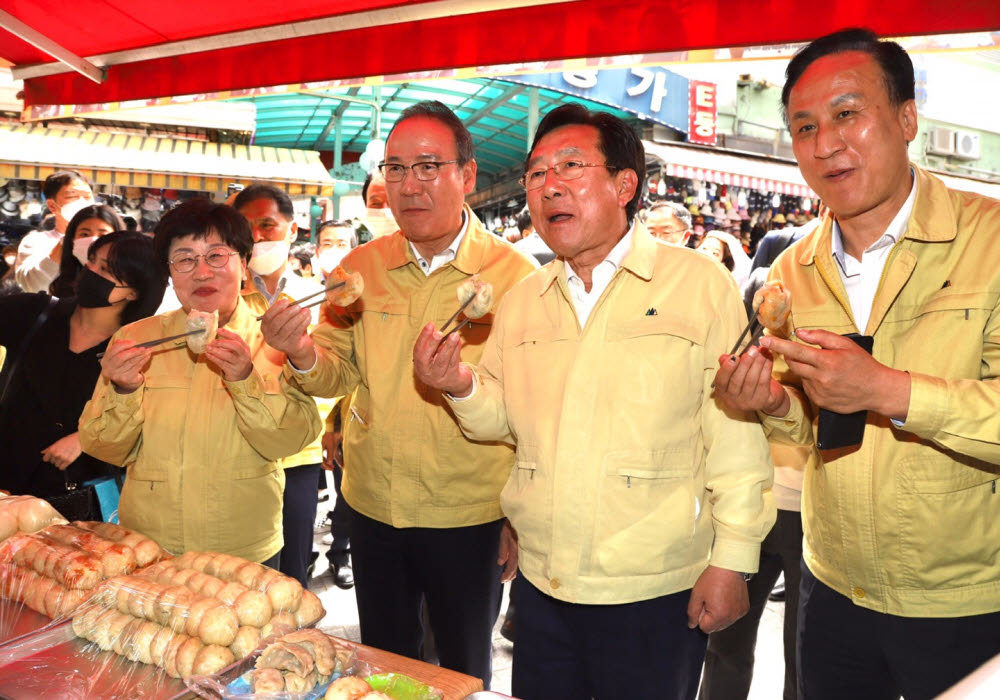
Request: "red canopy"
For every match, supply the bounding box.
[3,0,999,107]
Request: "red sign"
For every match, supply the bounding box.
[688,81,717,146]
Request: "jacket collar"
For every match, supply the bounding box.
[383,204,486,275]
[797,164,957,267]
[537,220,655,295]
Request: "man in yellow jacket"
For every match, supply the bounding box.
[715,28,1000,700]
[259,100,537,688]
[413,104,775,700]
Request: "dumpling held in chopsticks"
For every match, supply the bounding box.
[325,267,364,307]
[185,309,219,354]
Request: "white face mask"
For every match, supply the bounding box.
[318,247,349,277]
[248,240,291,275]
[72,235,97,266]
[365,207,398,238]
[60,198,94,224]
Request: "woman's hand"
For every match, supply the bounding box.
[101,339,151,394]
[205,328,253,382]
[40,432,82,470]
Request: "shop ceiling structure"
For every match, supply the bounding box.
[240,79,632,180]
[2,0,998,108]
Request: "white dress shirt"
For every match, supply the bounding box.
[831,170,918,334]
[408,211,469,276]
[564,225,634,327]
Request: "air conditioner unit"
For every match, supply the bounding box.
[953,130,981,160]
[927,127,955,156]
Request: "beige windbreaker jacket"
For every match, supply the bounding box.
[449,224,775,604]
[285,207,538,528]
[763,166,1000,616]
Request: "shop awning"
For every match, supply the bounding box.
[644,139,1000,201]
[0,123,335,196]
[644,140,816,197]
[2,0,999,107]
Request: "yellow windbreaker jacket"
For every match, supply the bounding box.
[79,298,322,562]
[449,224,775,604]
[286,207,538,528]
[763,166,1000,616]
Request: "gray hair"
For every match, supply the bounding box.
[645,201,691,230]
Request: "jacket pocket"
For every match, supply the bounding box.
[605,315,705,345]
[592,450,696,577]
[891,290,993,375]
[896,456,1000,589]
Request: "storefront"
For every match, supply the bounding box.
[0,121,334,233]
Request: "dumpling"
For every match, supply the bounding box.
[325,267,364,307]
[185,309,219,354]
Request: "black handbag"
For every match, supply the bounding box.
[46,479,102,522]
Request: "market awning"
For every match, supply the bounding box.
[644,140,816,197]
[643,139,1000,202]
[2,0,999,107]
[0,123,335,196]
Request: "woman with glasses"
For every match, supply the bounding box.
[80,200,321,566]
[0,231,164,516]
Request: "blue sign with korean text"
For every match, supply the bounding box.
[499,68,690,133]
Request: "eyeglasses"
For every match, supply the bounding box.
[168,250,239,273]
[650,228,689,239]
[378,160,460,183]
[519,160,617,190]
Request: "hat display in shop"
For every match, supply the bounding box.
[713,205,726,220]
[26,181,40,193]
[738,208,750,220]
[772,213,787,225]
[1,200,18,217]
[727,209,741,223]
[700,203,713,216]
[142,193,162,212]
[6,182,25,203]
[0,189,7,204]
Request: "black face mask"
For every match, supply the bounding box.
[76,268,125,308]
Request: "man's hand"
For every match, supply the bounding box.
[40,432,82,470]
[205,328,253,382]
[498,519,518,583]
[260,298,316,370]
[321,430,343,471]
[761,329,910,420]
[713,347,789,417]
[413,323,474,397]
[686,565,750,634]
[101,339,151,394]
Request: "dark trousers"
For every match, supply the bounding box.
[348,504,503,688]
[277,463,321,587]
[325,465,351,568]
[700,509,803,700]
[797,563,1000,700]
[512,575,707,700]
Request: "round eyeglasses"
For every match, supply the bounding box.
[378,160,460,183]
[519,160,617,190]
[168,250,239,273]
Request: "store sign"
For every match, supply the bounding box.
[500,67,692,132]
[688,81,717,145]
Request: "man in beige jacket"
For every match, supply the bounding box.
[414,104,774,700]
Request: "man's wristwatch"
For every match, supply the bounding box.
[740,572,753,582]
